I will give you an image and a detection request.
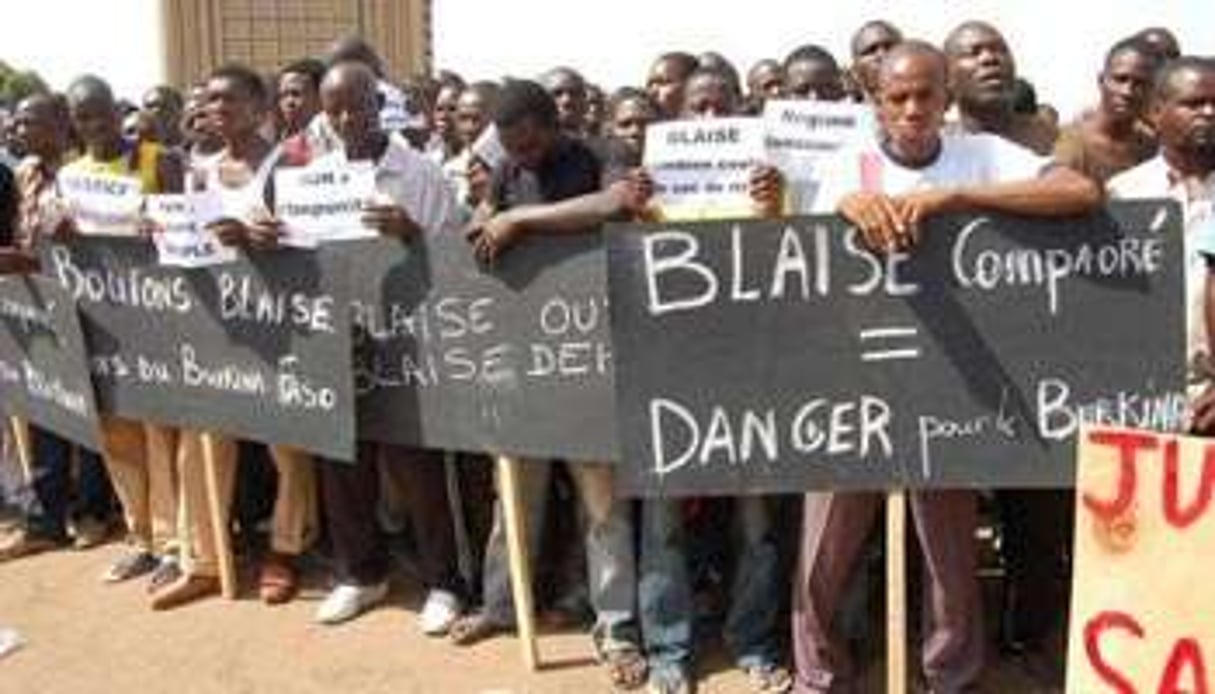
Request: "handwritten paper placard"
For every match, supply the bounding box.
[56,169,143,235]
[147,191,236,268]
[1067,425,1215,694]
[762,100,876,214]
[275,162,377,247]
[643,117,766,221]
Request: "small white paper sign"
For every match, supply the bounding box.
[762,100,876,213]
[56,169,144,235]
[379,81,423,132]
[275,161,378,247]
[643,117,766,221]
[147,191,237,268]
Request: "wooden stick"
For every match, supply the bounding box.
[9,417,33,485]
[496,454,539,671]
[886,490,908,694]
[201,432,237,600]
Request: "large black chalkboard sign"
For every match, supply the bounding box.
[39,238,355,461]
[338,232,615,462]
[0,275,102,451]
[606,201,1186,496]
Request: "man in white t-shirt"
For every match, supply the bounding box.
[790,41,1100,694]
[1108,57,1215,418]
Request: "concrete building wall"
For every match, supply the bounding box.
[160,0,431,87]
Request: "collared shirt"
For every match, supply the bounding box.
[13,154,62,250]
[315,132,456,236]
[1109,155,1215,394]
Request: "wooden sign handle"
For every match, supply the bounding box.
[887,490,908,694]
[496,455,539,671]
[8,417,33,485]
[201,432,237,600]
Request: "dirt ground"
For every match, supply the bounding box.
[0,517,1054,694]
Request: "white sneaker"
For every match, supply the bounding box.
[314,582,389,625]
[418,589,462,636]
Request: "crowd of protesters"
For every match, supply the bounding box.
[1,21,1213,694]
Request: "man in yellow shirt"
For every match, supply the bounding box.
[60,75,185,587]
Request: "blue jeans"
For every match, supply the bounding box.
[20,427,112,540]
[480,460,640,656]
[639,496,782,677]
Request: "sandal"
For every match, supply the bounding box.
[258,554,299,605]
[744,664,793,694]
[146,556,182,594]
[604,649,649,690]
[448,612,505,646]
[102,550,158,584]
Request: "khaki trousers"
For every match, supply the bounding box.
[176,430,316,577]
[99,416,179,554]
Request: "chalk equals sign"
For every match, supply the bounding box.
[859,326,921,362]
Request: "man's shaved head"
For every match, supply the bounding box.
[1149,55,1215,161]
[324,61,378,97]
[66,75,115,108]
[1134,27,1181,62]
[16,92,66,121]
[12,92,70,158]
[320,62,383,153]
[879,41,949,91]
[944,20,1017,111]
[873,40,953,164]
[850,20,903,98]
[540,66,588,132]
[945,21,1012,56]
[540,66,585,91]
[851,20,902,59]
[1154,56,1215,103]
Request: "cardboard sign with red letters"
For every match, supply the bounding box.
[1067,425,1214,693]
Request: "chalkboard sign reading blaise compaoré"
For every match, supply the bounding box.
[607,201,1185,496]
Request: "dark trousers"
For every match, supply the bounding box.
[997,489,1072,649]
[22,426,112,541]
[320,442,461,594]
[792,490,983,694]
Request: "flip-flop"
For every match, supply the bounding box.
[604,649,648,690]
[102,550,157,583]
[448,613,504,646]
[258,559,298,605]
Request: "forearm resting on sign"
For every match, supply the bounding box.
[949,166,1103,218]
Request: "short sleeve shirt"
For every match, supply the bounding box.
[810,132,1047,212]
[489,135,603,210]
